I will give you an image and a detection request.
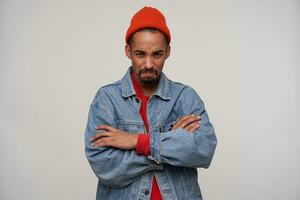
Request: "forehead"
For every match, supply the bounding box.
[130,31,167,52]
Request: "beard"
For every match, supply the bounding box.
[138,68,160,84]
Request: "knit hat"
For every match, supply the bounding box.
[125,7,171,45]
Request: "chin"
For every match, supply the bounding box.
[140,78,158,84]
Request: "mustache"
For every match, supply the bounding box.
[138,68,158,75]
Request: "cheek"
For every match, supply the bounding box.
[131,57,143,66]
[131,59,144,72]
[154,58,165,68]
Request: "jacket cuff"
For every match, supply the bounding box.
[149,131,162,164]
[136,134,150,155]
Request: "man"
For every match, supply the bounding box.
[85,7,217,200]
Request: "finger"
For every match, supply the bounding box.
[176,115,200,127]
[178,115,201,129]
[90,132,112,143]
[95,125,116,132]
[92,137,113,147]
[184,121,199,131]
[172,115,191,129]
[185,121,201,132]
[172,115,198,130]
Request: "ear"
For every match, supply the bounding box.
[125,44,132,59]
[165,45,171,59]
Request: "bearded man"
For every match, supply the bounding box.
[85,6,217,200]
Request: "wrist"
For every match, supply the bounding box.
[132,134,138,149]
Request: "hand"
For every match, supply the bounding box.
[171,115,201,132]
[90,125,138,150]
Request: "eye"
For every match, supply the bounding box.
[135,52,145,58]
[153,52,163,58]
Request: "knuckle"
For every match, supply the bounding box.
[102,139,109,145]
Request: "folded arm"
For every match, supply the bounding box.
[84,91,163,188]
[149,87,217,168]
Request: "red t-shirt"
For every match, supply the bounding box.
[131,73,163,200]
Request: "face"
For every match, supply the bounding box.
[125,31,170,85]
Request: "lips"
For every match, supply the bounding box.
[139,70,157,76]
[142,71,154,75]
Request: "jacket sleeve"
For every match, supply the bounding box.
[149,87,217,168]
[84,89,163,188]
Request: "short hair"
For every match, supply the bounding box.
[128,28,168,46]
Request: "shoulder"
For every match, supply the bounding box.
[100,80,122,92]
[98,79,123,95]
[168,80,206,115]
[92,80,122,105]
[169,79,203,103]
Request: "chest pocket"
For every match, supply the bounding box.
[116,120,145,134]
[151,112,179,133]
[152,120,175,133]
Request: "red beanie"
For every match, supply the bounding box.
[125,7,171,45]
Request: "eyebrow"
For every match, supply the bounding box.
[133,50,145,54]
[133,50,165,54]
[153,50,164,54]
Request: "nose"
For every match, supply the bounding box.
[144,56,153,68]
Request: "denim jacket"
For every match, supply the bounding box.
[85,67,217,200]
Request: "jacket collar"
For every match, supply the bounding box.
[121,67,171,100]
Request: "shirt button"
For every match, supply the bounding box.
[144,190,149,195]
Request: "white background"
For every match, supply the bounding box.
[0,0,299,199]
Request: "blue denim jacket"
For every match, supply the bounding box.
[85,67,217,200]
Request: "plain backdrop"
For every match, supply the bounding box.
[0,0,299,200]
